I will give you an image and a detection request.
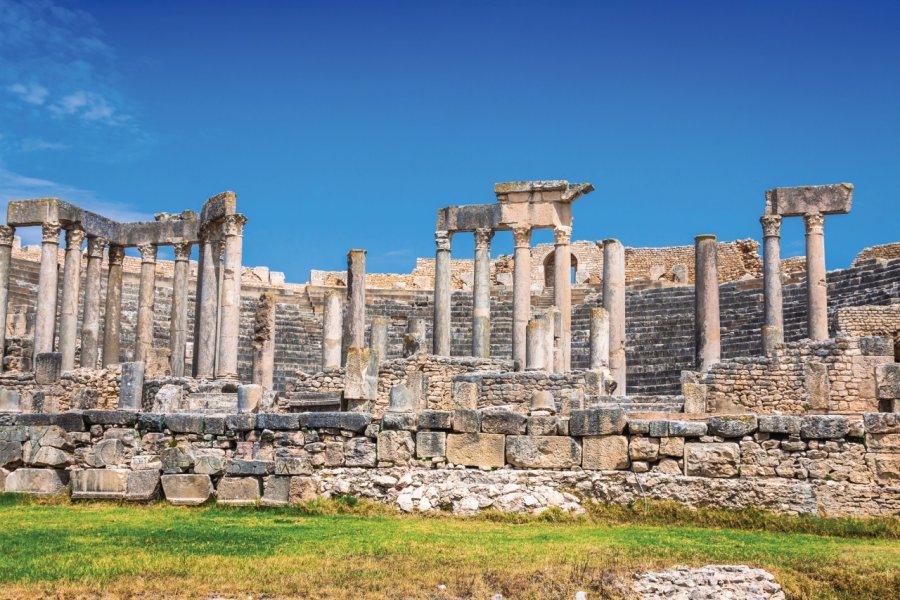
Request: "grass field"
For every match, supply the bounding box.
[0,493,897,599]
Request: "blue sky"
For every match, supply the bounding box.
[1,0,898,281]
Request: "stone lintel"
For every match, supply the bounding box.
[199,191,237,228]
[494,180,594,204]
[768,183,853,217]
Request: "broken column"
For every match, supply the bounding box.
[403,316,426,357]
[58,227,85,371]
[433,230,452,355]
[694,234,721,371]
[526,315,547,371]
[602,239,626,395]
[80,237,106,369]
[342,249,366,365]
[805,212,828,340]
[0,226,14,370]
[102,245,125,366]
[134,243,157,364]
[472,227,493,357]
[216,214,247,378]
[760,213,784,353]
[370,316,389,365]
[252,291,276,389]
[553,225,572,371]
[322,289,343,369]
[33,221,61,359]
[194,236,220,378]
[169,242,192,377]
[589,307,610,370]
[511,226,532,371]
[118,361,145,411]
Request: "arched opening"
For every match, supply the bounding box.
[543,252,578,287]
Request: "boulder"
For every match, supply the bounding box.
[582,435,629,470]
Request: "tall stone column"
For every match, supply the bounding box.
[252,291,276,389]
[525,315,547,371]
[134,243,158,364]
[194,237,220,378]
[217,214,247,379]
[511,226,532,371]
[602,239,626,395]
[472,228,493,358]
[342,249,366,365]
[102,245,125,366]
[433,230,452,356]
[322,289,343,369]
[371,316,389,365]
[0,226,15,370]
[169,242,192,377]
[58,227,85,371]
[589,307,610,370]
[553,225,572,371]
[694,235,721,371]
[33,222,61,359]
[80,237,106,369]
[760,215,784,354]
[804,212,828,340]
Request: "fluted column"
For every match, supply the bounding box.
[553,225,572,371]
[602,239,626,395]
[342,249,367,365]
[33,222,61,359]
[760,215,784,354]
[58,227,85,370]
[134,243,158,363]
[102,245,125,366]
[472,228,493,358]
[0,226,15,370]
[194,237,220,378]
[169,242,192,377]
[217,214,247,379]
[804,212,828,340]
[80,237,106,368]
[433,230,452,356]
[511,226,532,371]
[694,235,721,371]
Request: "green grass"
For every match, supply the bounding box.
[0,493,896,599]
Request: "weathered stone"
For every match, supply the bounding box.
[682,382,707,413]
[708,415,758,438]
[627,419,649,434]
[130,454,162,470]
[152,384,182,413]
[30,446,71,467]
[164,413,205,434]
[0,441,22,467]
[388,384,414,412]
[530,390,556,413]
[656,458,683,474]
[377,431,414,465]
[801,415,849,439]
[203,416,225,436]
[261,475,291,506]
[289,476,318,503]
[864,413,900,434]
[527,415,558,436]
[118,362,145,411]
[4,468,69,496]
[505,436,581,469]
[93,439,126,467]
[34,352,62,384]
[569,408,626,436]
[629,437,660,462]
[256,413,300,431]
[194,454,225,475]
[480,410,527,435]
[876,364,900,399]
[382,412,417,431]
[160,446,194,473]
[344,347,378,402]
[274,456,313,476]
[804,361,830,410]
[769,183,853,216]
[324,442,344,466]
[237,384,262,413]
[416,431,446,459]
[217,477,261,505]
[71,469,128,499]
[51,412,85,432]
[759,415,802,435]
[225,413,257,432]
[344,438,376,467]
[684,443,740,478]
[452,381,479,410]
[418,410,452,431]
[225,459,273,476]
[161,474,213,505]
[83,410,138,427]
[452,409,480,433]
[126,470,160,501]
[582,435,629,470]
[868,454,900,483]
[446,433,505,468]
[0,389,21,413]
[866,433,900,452]
[659,436,685,457]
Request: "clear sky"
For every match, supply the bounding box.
[1,0,898,281]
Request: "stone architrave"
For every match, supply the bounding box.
[58,228,85,371]
[804,212,828,340]
[553,225,572,371]
[694,235,721,371]
[472,228,493,357]
[102,245,125,366]
[589,307,610,370]
[169,242,192,377]
[80,237,107,369]
[759,212,784,354]
[252,292,276,388]
[768,183,853,216]
[602,239,626,395]
[432,231,452,355]
[342,249,366,365]
[322,289,343,369]
[0,226,14,370]
[33,222,61,359]
[511,226,532,371]
[134,243,158,364]
[217,214,247,378]
[370,316,389,365]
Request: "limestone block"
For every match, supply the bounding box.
[261,476,290,506]
[866,433,900,452]
[0,441,22,467]
[530,391,556,413]
[480,410,527,435]
[416,431,446,459]
[30,446,71,468]
[666,421,707,437]
[0,389,21,413]
[377,431,414,465]
[629,437,660,462]
[864,413,900,434]
[388,384,414,412]
[289,476,318,503]
[859,336,893,356]
[382,412,417,431]
[681,382,708,414]
[91,439,126,467]
[800,415,849,439]
[152,384,182,412]
[452,381,479,410]
[446,433,505,468]
[5,468,69,495]
[344,347,378,401]
[876,364,900,399]
[256,413,300,430]
[118,362,145,411]
[418,410,452,430]
[527,415,558,436]
[656,459,683,475]
[803,362,830,410]
[867,454,900,483]
[225,414,257,432]
[708,415,758,438]
[569,408,627,436]
[194,454,225,476]
[659,436,685,457]
[83,410,138,427]
[769,183,853,216]
[344,438,376,467]
[126,470,160,501]
[505,436,581,469]
[684,443,740,478]
[71,469,128,500]
[34,352,62,384]
[452,409,480,433]
[217,477,261,505]
[759,416,802,435]
[160,446,194,474]
[237,384,262,413]
[165,413,205,434]
[325,442,344,467]
[274,456,313,476]
[225,459,273,476]
[582,435,629,470]
[161,474,212,505]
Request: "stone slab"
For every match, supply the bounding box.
[684,443,740,478]
[769,183,853,216]
[217,477,261,505]
[582,435,629,470]
[569,408,626,436]
[161,474,213,505]
[505,435,581,469]
[5,468,69,496]
[446,433,505,468]
[71,468,128,499]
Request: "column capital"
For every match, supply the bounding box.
[65,227,86,249]
[108,245,125,266]
[138,243,158,263]
[86,237,108,258]
[173,241,192,261]
[804,212,825,234]
[435,230,452,252]
[0,225,15,247]
[553,225,572,245]
[222,213,247,237]
[512,226,532,249]
[474,228,494,250]
[41,222,61,244]
[760,214,782,238]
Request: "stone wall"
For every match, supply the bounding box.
[1,408,898,517]
[0,367,122,413]
[853,243,900,266]
[834,304,900,340]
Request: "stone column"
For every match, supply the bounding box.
[371,316,389,365]
[0,226,15,371]
[553,225,572,371]
[169,242,192,377]
[590,307,610,370]
[511,226,532,371]
[58,227,85,371]
[217,214,247,379]
[194,237,220,378]
[102,245,125,366]
[472,228,493,358]
[322,289,343,369]
[804,212,828,340]
[33,222,61,359]
[342,249,366,364]
[80,237,106,369]
[694,235,721,371]
[525,315,547,371]
[252,291,276,389]
[760,214,784,354]
[602,239,626,395]
[433,230,452,356]
[134,243,157,364]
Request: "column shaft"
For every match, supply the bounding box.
[80,238,106,369]
[169,242,192,377]
[370,316,389,365]
[102,245,125,366]
[195,238,220,378]
[322,289,343,369]
[511,227,532,371]
[694,235,721,371]
[0,226,15,371]
[602,239,626,395]
[33,222,61,359]
[805,212,828,340]
[342,249,367,364]
[217,214,247,378]
[58,228,85,370]
[553,226,572,371]
[760,215,784,353]
[433,231,452,355]
[252,291,276,388]
[589,307,610,370]
[472,228,493,357]
[134,244,157,363]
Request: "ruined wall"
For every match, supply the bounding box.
[834,304,900,340]
[853,242,900,266]
[0,367,122,413]
[624,239,762,284]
